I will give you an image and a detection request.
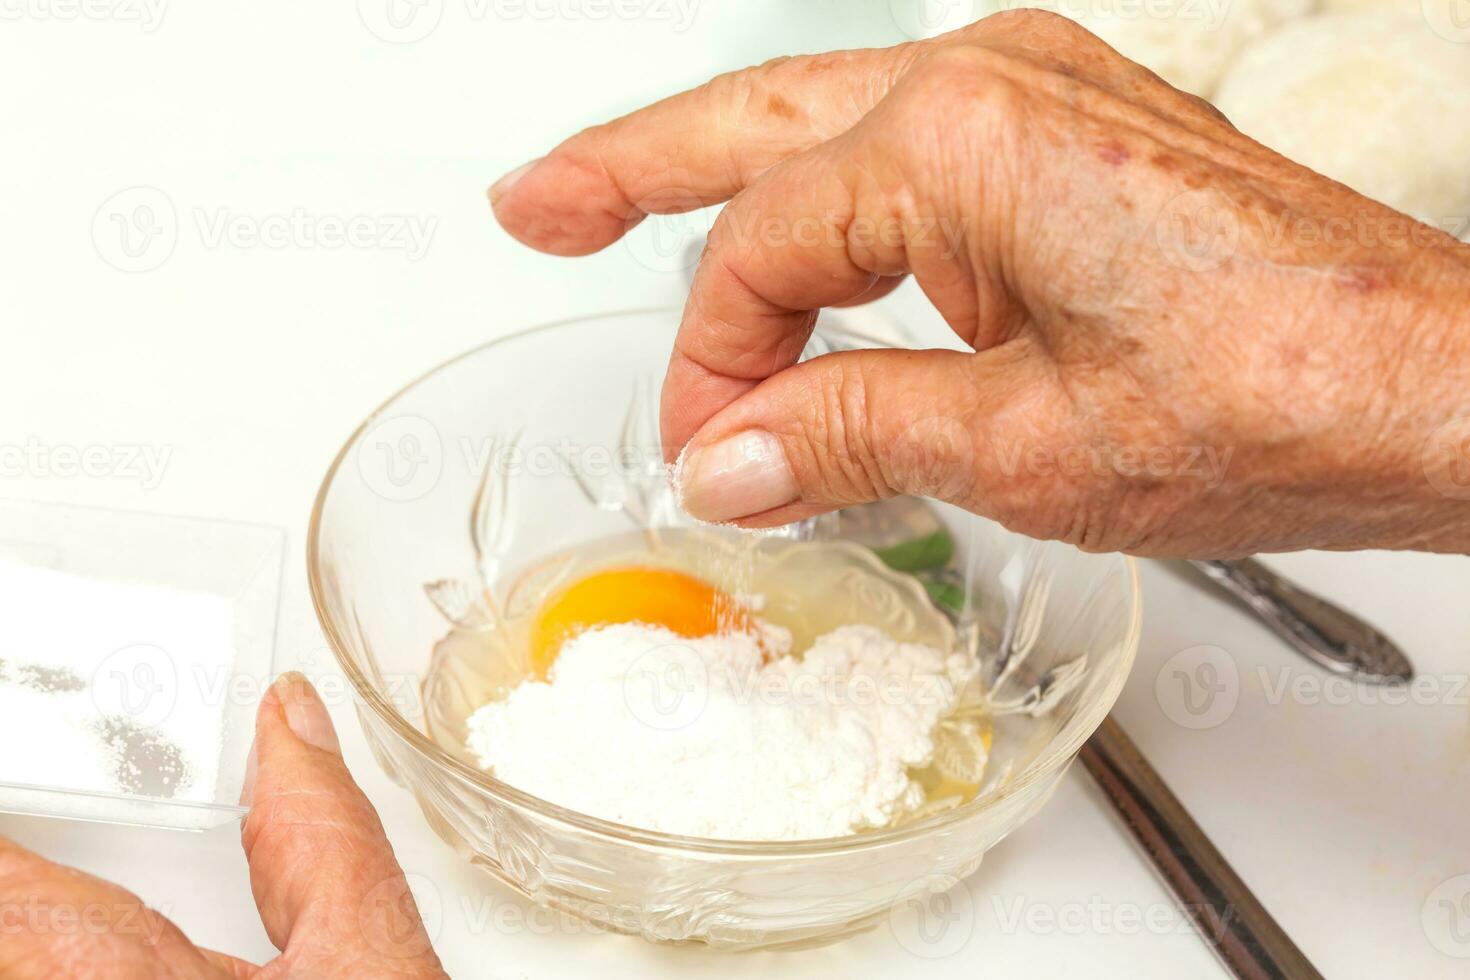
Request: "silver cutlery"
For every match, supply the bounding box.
[1188,558,1414,684]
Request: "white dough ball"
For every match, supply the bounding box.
[1001,0,1315,97]
[1214,14,1470,232]
[1318,0,1470,39]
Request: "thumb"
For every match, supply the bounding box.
[241,672,446,978]
[675,343,1060,527]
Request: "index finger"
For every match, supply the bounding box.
[488,44,921,256]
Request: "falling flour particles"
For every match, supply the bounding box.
[465,621,979,841]
[0,558,235,805]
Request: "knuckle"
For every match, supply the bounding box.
[967,7,1100,51]
[795,359,889,503]
[703,62,768,117]
[706,54,802,130]
[894,46,1026,139]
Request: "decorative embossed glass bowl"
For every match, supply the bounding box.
[308,308,1141,951]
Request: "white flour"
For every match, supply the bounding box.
[0,558,235,804]
[465,621,977,841]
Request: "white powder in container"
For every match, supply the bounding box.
[0,558,236,805]
[465,621,978,841]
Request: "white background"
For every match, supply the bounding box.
[2,2,1469,977]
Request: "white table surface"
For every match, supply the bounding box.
[3,5,1469,977]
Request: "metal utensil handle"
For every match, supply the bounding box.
[1080,717,1324,980]
[1190,558,1413,683]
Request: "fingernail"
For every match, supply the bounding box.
[240,739,259,805]
[678,430,800,522]
[273,671,342,756]
[488,157,542,206]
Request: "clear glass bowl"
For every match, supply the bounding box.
[307,308,1141,951]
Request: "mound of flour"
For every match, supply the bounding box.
[465,622,977,841]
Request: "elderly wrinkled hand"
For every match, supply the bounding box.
[490,11,1470,558]
[0,674,446,980]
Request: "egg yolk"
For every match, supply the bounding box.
[528,565,748,678]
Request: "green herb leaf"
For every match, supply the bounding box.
[874,530,954,573]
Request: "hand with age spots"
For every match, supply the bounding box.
[490,11,1470,557]
[0,674,447,980]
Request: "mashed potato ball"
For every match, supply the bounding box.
[1005,0,1314,96]
[1215,14,1470,232]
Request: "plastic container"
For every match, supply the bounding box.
[0,500,283,831]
